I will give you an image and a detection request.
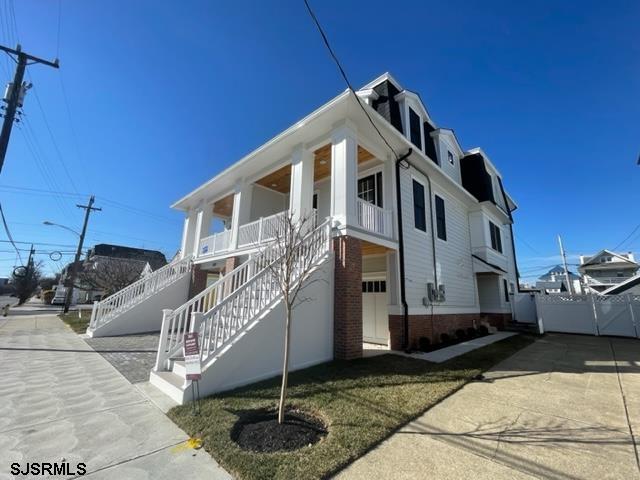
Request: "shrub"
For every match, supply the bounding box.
[466,327,478,339]
[455,329,467,341]
[478,325,490,336]
[418,337,431,352]
[42,290,55,305]
[440,333,452,345]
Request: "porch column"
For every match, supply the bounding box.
[289,145,315,223]
[180,211,197,259]
[229,181,253,250]
[330,121,358,229]
[191,204,213,257]
[333,235,362,360]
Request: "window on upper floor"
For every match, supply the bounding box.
[357,172,383,207]
[489,221,503,253]
[448,150,455,165]
[503,278,510,302]
[409,108,422,150]
[435,195,447,241]
[412,180,426,232]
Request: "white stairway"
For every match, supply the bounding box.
[86,257,192,337]
[150,220,335,405]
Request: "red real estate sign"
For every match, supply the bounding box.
[183,332,202,381]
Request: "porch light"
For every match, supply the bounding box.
[319,159,327,165]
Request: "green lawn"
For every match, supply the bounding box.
[169,334,535,480]
[58,311,90,334]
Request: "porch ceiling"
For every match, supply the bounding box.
[213,194,234,217]
[361,240,392,256]
[253,144,378,194]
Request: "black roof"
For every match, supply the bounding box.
[87,244,167,270]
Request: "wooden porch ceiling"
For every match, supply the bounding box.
[254,144,376,194]
[213,194,234,218]
[361,240,392,256]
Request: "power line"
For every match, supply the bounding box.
[613,223,640,252]
[0,200,22,263]
[302,0,399,161]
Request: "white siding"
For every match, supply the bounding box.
[435,137,462,185]
[249,185,287,221]
[314,178,331,222]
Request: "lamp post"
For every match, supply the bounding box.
[43,221,83,313]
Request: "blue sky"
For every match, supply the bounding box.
[0,0,638,282]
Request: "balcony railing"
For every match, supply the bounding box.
[356,198,393,237]
[237,210,289,248]
[584,276,632,286]
[198,230,231,257]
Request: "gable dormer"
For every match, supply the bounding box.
[430,128,464,184]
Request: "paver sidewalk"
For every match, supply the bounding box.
[338,333,640,480]
[0,312,231,479]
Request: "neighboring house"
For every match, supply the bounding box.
[87,72,520,404]
[536,265,582,294]
[600,273,640,296]
[578,250,639,293]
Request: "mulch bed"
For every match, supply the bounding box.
[231,408,327,453]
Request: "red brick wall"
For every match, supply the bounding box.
[333,236,362,360]
[389,312,511,350]
[223,256,239,275]
[189,265,208,299]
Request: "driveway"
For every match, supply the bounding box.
[338,333,640,480]
[0,311,231,479]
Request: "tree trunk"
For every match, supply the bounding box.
[278,304,292,424]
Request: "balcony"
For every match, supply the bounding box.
[237,210,289,248]
[356,198,393,238]
[198,230,231,258]
[584,276,632,286]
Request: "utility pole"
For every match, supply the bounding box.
[558,235,575,295]
[64,196,101,313]
[0,44,59,175]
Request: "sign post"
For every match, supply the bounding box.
[183,332,202,414]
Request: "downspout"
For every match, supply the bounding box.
[394,148,413,352]
[395,149,439,352]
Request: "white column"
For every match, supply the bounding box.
[330,121,358,228]
[180,211,197,259]
[229,181,253,249]
[289,145,315,223]
[191,204,213,257]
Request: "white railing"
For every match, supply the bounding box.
[154,219,332,373]
[237,210,289,248]
[356,198,392,237]
[584,276,632,286]
[89,257,192,331]
[198,230,231,258]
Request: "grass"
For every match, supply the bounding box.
[58,311,90,333]
[168,334,535,480]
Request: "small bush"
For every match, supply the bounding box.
[455,329,467,341]
[478,325,490,336]
[418,337,431,352]
[466,327,478,339]
[440,333,452,345]
[42,290,55,305]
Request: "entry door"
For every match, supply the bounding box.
[362,279,389,345]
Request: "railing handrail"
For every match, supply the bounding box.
[89,256,192,330]
[154,218,332,373]
[356,196,390,213]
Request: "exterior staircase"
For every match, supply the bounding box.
[150,220,334,404]
[86,257,192,337]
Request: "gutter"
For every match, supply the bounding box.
[395,149,439,352]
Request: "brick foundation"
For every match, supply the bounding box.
[188,265,208,299]
[333,236,362,360]
[389,312,511,350]
[223,256,239,275]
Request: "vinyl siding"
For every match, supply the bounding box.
[249,185,287,221]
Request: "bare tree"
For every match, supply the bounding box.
[261,211,324,424]
[11,260,42,304]
[75,256,147,297]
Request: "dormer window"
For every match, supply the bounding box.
[409,108,422,150]
[447,150,454,165]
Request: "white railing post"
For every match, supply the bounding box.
[89,301,98,329]
[258,217,264,244]
[154,308,173,371]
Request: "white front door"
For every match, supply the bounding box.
[362,279,389,345]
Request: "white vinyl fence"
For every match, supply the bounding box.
[535,294,640,338]
[513,293,537,324]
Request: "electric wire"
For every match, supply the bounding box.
[0,201,23,263]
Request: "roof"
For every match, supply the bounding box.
[580,249,638,267]
[88,244,167,270]
[600,273,640,295]
[536,280,567,291]
[538,265,580,281]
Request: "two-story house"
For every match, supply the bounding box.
[86,73,519,404]
[579,250,639,293]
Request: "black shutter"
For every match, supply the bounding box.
[435,195,446,241]
[412,180,426,231]
[503,279,510,302]
[376,172,383,208]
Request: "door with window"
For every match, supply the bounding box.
[358,172,383,207]
[362,277,389,345]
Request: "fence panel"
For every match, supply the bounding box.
[535,295,597,335]
[594,295,637,337]
[514,293,537,324]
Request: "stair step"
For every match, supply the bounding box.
[506,322,539,334]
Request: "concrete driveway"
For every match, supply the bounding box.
[0,311,230,479]
[338,333,640,480]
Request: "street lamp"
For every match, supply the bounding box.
[43,220,83,313]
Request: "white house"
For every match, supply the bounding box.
[86,73,519,404]
[536,265,582,294]
[579,250,639,293]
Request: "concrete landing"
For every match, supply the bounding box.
[405,331,518,363]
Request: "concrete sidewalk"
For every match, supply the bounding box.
[338,333,640,480]
[0,312,231,479]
